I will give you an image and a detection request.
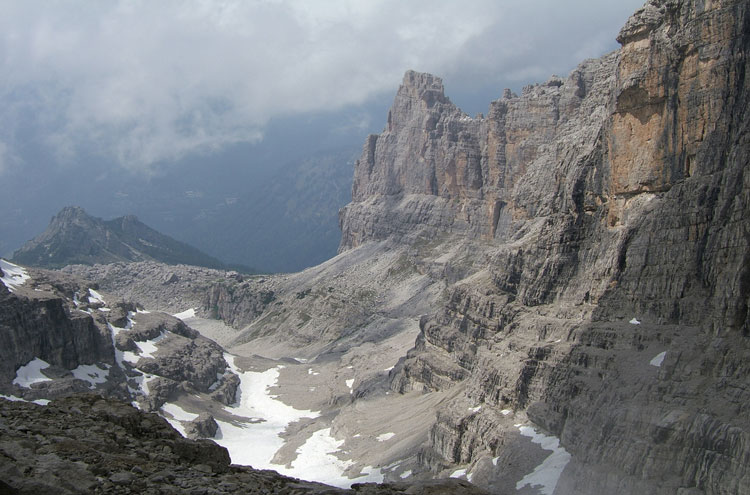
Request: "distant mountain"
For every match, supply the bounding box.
[12,206,240,271]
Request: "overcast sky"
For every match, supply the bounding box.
[0,0,645,176]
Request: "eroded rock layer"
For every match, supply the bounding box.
[340,0,750,493]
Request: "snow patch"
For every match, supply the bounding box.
[516,425,571,495]
[345,378,354,392]
[212,356,386,487]
[213,354,320,475]
[283,428,384,487]
[289,427,351,484]
[376,432,395,442]
[13,358,52,388]
[468,406,481,413]
[88,288,106,305]
[0,259,29,292]
[501,409,512,416]
[121,330,168,364]
[629,317,641,325]
[450,468,467,478]
[0,394,25,402]
[71,363,110,388]
[400,470,412,479]
[173,308,196,320]
[650,351,666,367]
[134,331,168,359]
[161,402,199,436]
[0,394,46,405]
[492,456,500,466]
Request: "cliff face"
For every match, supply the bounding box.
[0,271,113,388]
[340,0,750,493]
[340,54,616,250]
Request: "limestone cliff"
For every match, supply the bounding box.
[339,0,750,493]
[0,269,114,392]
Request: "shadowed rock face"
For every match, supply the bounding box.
[339,0,750,493]
[0,272,113,389]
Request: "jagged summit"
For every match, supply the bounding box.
[396,70,450,108]
[12,206,228,270]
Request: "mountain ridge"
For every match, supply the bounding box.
[12,206,249,272]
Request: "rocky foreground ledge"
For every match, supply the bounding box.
[0,395,488,495]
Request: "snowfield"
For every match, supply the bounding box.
[13,358,52,388]
[173,308,196,320]
[0,259,29,292]
[71,363,110,388]
[157,353,386,488]
[515,425,571,495]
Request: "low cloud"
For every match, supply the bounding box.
[0,0,643,173]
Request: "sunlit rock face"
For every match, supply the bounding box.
[340,0,750,493]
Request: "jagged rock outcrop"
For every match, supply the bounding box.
[204,277,277,327]
[0,269,115,394]
[13,206,229,270]
[184,412,219,439]
[339,53,616,251]
[338,0,750,493]
[0,261,238,413]
[61,261,243,315]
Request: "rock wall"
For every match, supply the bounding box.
[0,272,113,387]
[341,0,750,493]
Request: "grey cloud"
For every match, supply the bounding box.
[0,0,644,173]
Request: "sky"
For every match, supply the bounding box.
[0,0,646,177]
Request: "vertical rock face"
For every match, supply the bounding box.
[340,0,750,493]
[0,277,113,387]
[340,53,618,250]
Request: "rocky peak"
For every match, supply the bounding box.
[47,205,100,231]
[392,70,449,112]
[54,205,91,221]
[13,206,228,270]
[341,52,614,250]
[616,0,671,45]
